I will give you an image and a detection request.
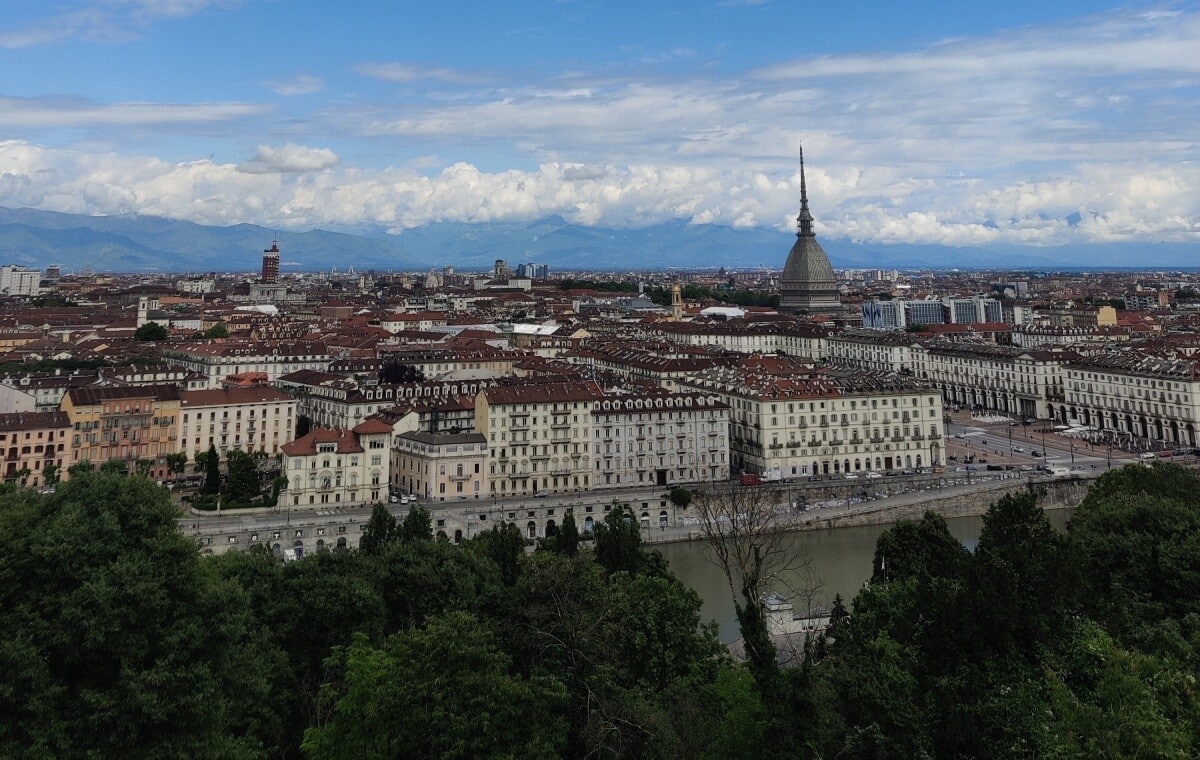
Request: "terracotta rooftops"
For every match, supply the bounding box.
[180,387,295,407]
[0,411,71,432]
[66,384,181,406]
[281,427,364,456]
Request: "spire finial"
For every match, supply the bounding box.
[797,143,814,237]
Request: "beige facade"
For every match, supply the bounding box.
[281,419,392,508]
[828,331,1070,420]
[476,382,602,498]
[1062,356,1199,447]
[179,387,297,461]
[161,341,331,388]
[391,432,488,501]
[684,366,944,477]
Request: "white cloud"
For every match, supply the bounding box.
[355,63,485,84]
[3,140,1198,246]
[4,7,1200,248]
[269,74,325,96]
[0,0,243,48]
[237,143,339,174]
[0,96,268,128]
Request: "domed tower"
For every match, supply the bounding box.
[780,148,841,314]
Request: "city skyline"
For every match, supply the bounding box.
[2,1,1199,255]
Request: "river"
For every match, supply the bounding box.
[658,509,1074,643]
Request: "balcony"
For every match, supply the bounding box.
[928,433,942,440]
[768,443,784,450]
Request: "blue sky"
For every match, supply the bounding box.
[1,0,1198,248]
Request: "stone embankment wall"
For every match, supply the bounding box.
[805,475,1093,531]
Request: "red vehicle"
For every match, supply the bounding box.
[740,472,762,486]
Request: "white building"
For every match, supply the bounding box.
[591,392,730,488]
[683,364,945,477]
[161,341,331,388]
[0,266,40,296]
[1062,355,1199,447]
[179,386,298,461]
[281,420,392,508]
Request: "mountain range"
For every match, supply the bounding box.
[0,206,1196,274]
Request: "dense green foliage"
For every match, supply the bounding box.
[557,279,639,293]
[2,463,1197,758]
[808,464,1200,758]
[644,283,779,308]
[133,321,168,341]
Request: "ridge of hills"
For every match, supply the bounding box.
[0,206,1195,274]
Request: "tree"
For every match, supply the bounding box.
[201,323,228,339]
[224,449,262,504]
[164,452,187,476]
[690,482,818,672]
[296,415,312,438]
[470,522,525,586]
[100,459,128,475]
[669,486,693,509]
[133,321,168,341]
[592,504,647,575]
[547,512,580,557]
[871,511,970,584]
[0,472,274,757]
[268,475,287,507]
[398,505,433,543]
[360,504,398,554]
[42,461,60,487]
[201,444,221,495]
[67,460,94,476]
[379,362,425,384]
[302,614,568,759]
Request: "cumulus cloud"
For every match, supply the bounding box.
[237,143,339,174]
[3,139,1198,246]
[4,6,1200,247]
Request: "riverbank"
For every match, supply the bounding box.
[642,473,1094,546]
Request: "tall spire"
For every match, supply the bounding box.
[797,144,815,238]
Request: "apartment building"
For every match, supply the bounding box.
[828,331,1071,420]
[475,382,603,498]
[178,386,297,461]
[653,321,829,360]
[915,343,1069,420]
[1062,355,1199,447]
[591,392,730,488]
[280,419,392,508]
[683,365,944,477]
[59,385,181,477]
[391,431,488,501]
[277,370,494,429]
[0,411,71,487]
[161,341,331,388]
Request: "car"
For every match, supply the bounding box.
[1013,446,1025,453]
[844,474,859,480]
[1031,451,1042,457]
[865,472,882,479]
[533,491,549,498]
[388,494,399,503]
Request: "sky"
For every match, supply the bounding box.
[1,0,1198,250]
